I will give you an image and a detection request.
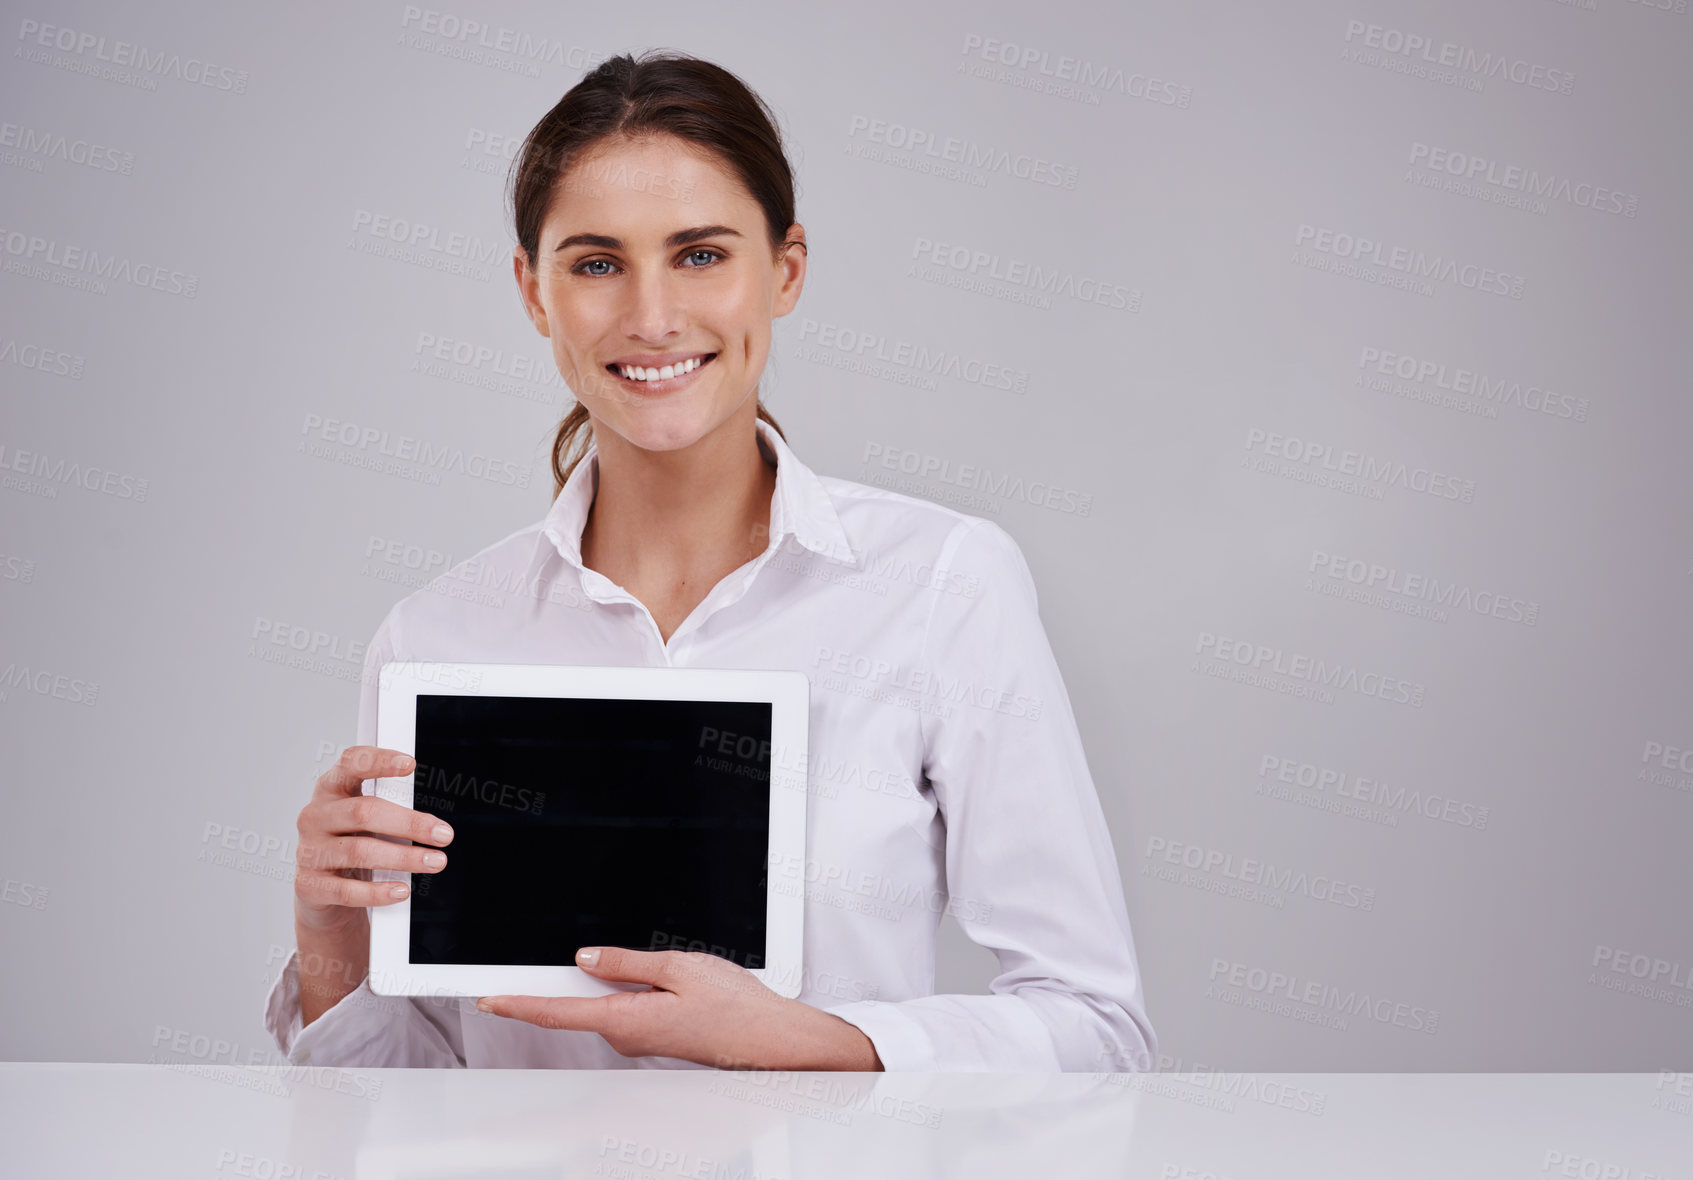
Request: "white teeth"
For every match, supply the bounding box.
[619,355,705,382]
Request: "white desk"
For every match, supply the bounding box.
[1,1065,1688,1177]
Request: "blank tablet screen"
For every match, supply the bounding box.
[406,694,772,970]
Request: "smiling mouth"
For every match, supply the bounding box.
[605,353,718,388]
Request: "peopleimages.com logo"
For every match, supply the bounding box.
[909,235,1139,311]
[15,18,251,93]
[1340,19,1575,95]
[1295,224,1525,299]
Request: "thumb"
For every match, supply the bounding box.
[574,946,678,988]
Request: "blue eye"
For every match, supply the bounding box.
[570,249,724,277]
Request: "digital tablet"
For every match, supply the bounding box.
[367,662,810,1000]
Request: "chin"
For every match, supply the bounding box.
[602,409,719,454]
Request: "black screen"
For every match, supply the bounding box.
[406,694,772,969]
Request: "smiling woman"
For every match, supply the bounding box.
[269,50,1158,1075]
[507,57,806,493]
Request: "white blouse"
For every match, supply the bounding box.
[263,417,1157,1071]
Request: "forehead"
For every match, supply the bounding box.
[544,134,756,234]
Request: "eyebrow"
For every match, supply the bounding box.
[553,224,744,252]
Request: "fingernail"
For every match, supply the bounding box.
[476,998,494,1012]
[576,948,600,967]
[431,824,453,844]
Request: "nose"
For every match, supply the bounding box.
[619,259,686,344]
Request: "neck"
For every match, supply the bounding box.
[580,411,778,581]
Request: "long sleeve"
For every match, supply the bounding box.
[261,606,468,1067]
[821,518,1158,1071]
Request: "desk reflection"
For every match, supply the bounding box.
[2,1066,1686,1178]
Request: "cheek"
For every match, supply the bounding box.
[543,295,597,367]
[724,302,772,363]
[740,324,772,365]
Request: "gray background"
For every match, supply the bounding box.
[1,0,1688,1070]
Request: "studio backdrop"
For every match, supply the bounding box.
[2,0,1688,1070]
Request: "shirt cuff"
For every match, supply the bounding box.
[263,949,306,1058]
[262,946,417,1066]
[821,999,936,1072]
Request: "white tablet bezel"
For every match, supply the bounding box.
[368,661,809,1001]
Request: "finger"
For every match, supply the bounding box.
[295,870,413,909]
[298,833,448,875]
[593,948,765,1003]
[577,947,698,989]
[313,746,416,801]
[313,793,453,849]
[475,994,617,1033]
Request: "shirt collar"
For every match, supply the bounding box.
[528,417,857,583]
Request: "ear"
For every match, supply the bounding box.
[772,223,806,318]
[513,245,551,337]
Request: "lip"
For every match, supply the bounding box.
[605,352,717,396]
[607,349,715,369]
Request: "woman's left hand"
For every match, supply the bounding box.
[476,947,883,1071]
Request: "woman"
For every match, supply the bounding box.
[265,51,1157,1073]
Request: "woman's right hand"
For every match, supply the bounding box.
[294,745,454,936]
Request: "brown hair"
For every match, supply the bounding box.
[506,51,803,497]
